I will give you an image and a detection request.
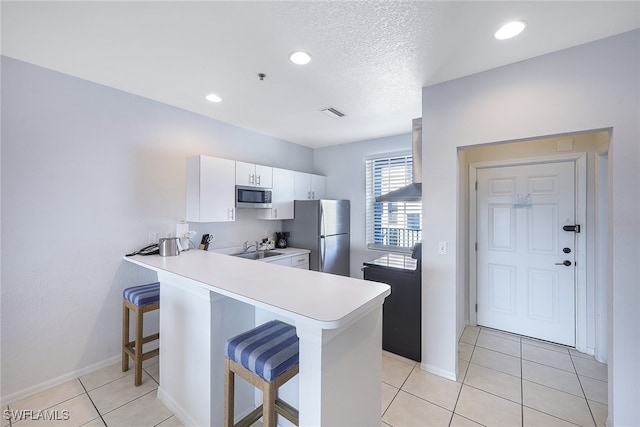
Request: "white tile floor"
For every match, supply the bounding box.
[3,357,181,427]
[4,326,607,427]
[382,326,608,427]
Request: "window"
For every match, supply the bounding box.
[366,153,422,252]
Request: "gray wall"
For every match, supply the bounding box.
[0,57,314,401]
[421,30,639,426]
[314,133,411,277]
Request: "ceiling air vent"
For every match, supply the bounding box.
[320,107,346,119]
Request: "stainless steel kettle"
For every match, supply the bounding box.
[159,237,180,257]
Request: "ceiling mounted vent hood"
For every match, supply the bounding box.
[376,118,422,202]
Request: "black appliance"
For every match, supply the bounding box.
[363,243,421,361]
[275,232,289,249]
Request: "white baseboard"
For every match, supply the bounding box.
[420,362,457,382]
[157,387,199,427]
[1,355,120,407]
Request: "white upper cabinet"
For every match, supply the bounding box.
[294,171,326,200]
[311,174,326,199]
[186,155,236,222]
[187,155,326,222]
[236,161,273,188]
[258,167,294,220]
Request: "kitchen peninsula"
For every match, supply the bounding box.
[124,250,390,427]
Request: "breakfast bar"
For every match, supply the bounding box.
[125,250,390,427]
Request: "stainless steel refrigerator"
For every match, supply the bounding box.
[283,200,350,276]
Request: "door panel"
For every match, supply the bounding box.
[477,161,576,346]
[529,205,558,253]
[488,264,516,314]
[489,205,515,250]
[528,269,558,321]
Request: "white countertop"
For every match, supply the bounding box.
[125,249,390,329]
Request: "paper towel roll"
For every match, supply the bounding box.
[176,221,190,251]
[176,221,189,238]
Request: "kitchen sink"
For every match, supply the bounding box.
[234,251,283,260]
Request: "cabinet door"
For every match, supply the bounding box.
[187,156,235,222]
[236,162,273,188]
[294,171,311,200]
[255,164,273,188]
[294,172,325,200]
[310,174,326,199]
[258,168,294,220]
[235,161,256,186]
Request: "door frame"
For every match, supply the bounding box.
[469,153,588,352]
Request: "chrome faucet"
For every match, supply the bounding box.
[242,240,259,253]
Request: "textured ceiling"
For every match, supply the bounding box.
[2,1,639,148]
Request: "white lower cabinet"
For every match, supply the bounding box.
[291,253,310,269]
[267,257,293,267]
[265,253,309,269]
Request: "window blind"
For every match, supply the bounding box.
[366,154,422,252]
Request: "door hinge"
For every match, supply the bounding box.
[475,303,478,313]
[475,181,478,190]
[475,242,478,251]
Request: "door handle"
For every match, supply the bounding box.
[563,225,581,233]
[555,260,572,266]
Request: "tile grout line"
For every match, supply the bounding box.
[78,378,107,427]
[449,334,477,427]
[143,364,160,386]
[381,358,418,426]
[448,327,482,426]
[569,352,599,427]
[520,337,524,427]
[380,380,401,423]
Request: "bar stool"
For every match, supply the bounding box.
[224,320,299,427]
[122,282,160,386]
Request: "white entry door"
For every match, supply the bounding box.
[476,161,576,346]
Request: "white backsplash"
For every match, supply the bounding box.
[186,208,284,252]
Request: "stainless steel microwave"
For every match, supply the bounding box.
[235,185,272,208]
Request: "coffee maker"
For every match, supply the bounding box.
[275,232,289,249]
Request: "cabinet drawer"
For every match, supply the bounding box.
[267,257,292,266]
[292,254,309,269]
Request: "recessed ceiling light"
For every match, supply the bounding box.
[205,93,222,103]
[494,20,527,40]
[289,51,311,65]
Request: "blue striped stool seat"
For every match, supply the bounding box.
[123,282,160,306]
[225,320,299,382]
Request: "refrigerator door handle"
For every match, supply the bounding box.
[319,201,326,272]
